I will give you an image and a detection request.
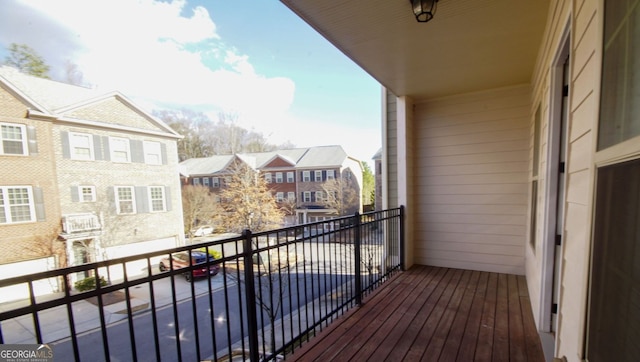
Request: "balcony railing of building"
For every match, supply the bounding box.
[0,207,404,361]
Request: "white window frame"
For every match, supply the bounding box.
[203,178,210,187]
[79,185,96,202]
[315,191,324,202]
[276,192,284,202]
[193,178,200,185]
[287,172,294,183]
[115,186,136,214]
[314,170,322,182]
[0,186,35,224]
[148,186,166,212]
[303,171,311,182]
[0,123,27,156]
[109,137,131,163]
[303,191,311,202]
[143,141,162,165]
[275,172,283,183]
[287,192,295,201]
[327,170,335,180]
[265,173,272,183]
[212,177,220,188]
[69,132,94,160]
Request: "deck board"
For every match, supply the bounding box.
[288,266,545,361]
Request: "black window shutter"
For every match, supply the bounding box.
[93,135,103,160]
[322,170,327,181]
[33,187,45,221]
[161,143,168,165]
[100,136,109,161]
[27,126,38,155]
[131,140,145,163]
[135,186,148,213]
[165,186,172,211]
[70,186,79,202]
[61,131,70,158]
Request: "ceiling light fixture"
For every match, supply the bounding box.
[410,0,439,23]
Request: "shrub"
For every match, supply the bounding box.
[198,248,222,260]
[74,276,107,291]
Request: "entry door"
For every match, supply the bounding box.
[550,55,569,332]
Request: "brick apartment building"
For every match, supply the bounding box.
[179,145,363,227]
[0,66,184,283]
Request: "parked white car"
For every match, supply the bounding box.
[192,225,214,237]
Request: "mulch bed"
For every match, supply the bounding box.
[86,291,127,306]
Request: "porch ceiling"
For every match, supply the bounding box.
[280,0,550,100]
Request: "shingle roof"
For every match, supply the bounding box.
[0,66,180,138]
[179,145,353,176]
[0,66,104,112]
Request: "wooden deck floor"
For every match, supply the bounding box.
[288,265,545,361]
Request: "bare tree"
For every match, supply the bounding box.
[181,185,219,238]
[320,176,359,216]
[215,163,284,233]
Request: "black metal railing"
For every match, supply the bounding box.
[0,207,404,361]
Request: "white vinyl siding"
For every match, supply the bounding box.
[413,86,530,274]
[1,123,27,155]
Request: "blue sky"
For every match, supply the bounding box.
[0,0,382,163]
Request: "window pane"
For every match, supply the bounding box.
[588,158,640,361]
[150,187,165,212]
[8,188,32,222]
[1,124,26,155]
[144,141,162,165]
[599,2,640,149]
[117,187,134,214]
[71,133,92,160]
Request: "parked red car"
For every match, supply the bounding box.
[159,251,220,281]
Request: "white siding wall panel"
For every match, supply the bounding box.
[413,85,530,274]
[555,0,599,359]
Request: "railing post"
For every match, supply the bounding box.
[399,205,406,271]
[242,229,260,362]
[354,212,362,305]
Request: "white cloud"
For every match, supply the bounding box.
[14,0,295,122]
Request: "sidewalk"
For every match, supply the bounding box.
[0,271,228,344]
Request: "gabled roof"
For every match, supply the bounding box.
[179,145,354,176]
[0,66,102,113]
[0,66,180,138]
[295,145,347,168]
[178,155,235,177]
